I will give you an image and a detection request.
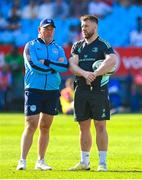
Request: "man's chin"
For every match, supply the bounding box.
[83,35,89,39]
[84,36,90,40]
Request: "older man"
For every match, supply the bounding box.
[16,18,68,170]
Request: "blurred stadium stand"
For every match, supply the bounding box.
[0,0,141,46]
[0,0,142,112]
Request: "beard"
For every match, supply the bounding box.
[82,30,95,40]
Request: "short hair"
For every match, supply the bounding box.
[80,15,98,25]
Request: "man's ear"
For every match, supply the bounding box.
[38,27,41,33]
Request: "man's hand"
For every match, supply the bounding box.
[39,59,45,64]
[83,71,97,84]
[39,59,50,66]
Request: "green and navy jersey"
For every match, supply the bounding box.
[71,36,115,90]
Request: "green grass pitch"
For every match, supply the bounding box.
[0,113,142,179]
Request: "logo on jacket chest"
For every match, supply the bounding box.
[37,47,43,50]
[52,48,58,54]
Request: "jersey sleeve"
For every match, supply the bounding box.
[48,46,69,72]
[23,42,53,74]
[70,42,79,56]
[103,41,115,55]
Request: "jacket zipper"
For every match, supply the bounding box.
[44,45,49,90]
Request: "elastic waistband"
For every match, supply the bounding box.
[25,88,59,94]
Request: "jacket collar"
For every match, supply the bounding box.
[37,38,55,45]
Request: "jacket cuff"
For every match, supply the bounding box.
[44,59,50,66]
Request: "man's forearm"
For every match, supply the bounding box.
[95,56,117,77]
[69,56,96,82]
[69,62,86,77]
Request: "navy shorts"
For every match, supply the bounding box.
[24,90,60,116]
[74,86,110,121]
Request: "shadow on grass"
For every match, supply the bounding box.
[13,169,142,173]
[105,170,142,173]
[57,170,142,173]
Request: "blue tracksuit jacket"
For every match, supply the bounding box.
[23,38,69,91]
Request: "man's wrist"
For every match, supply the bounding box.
[94,70,99,77]
[44,59,50,66]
